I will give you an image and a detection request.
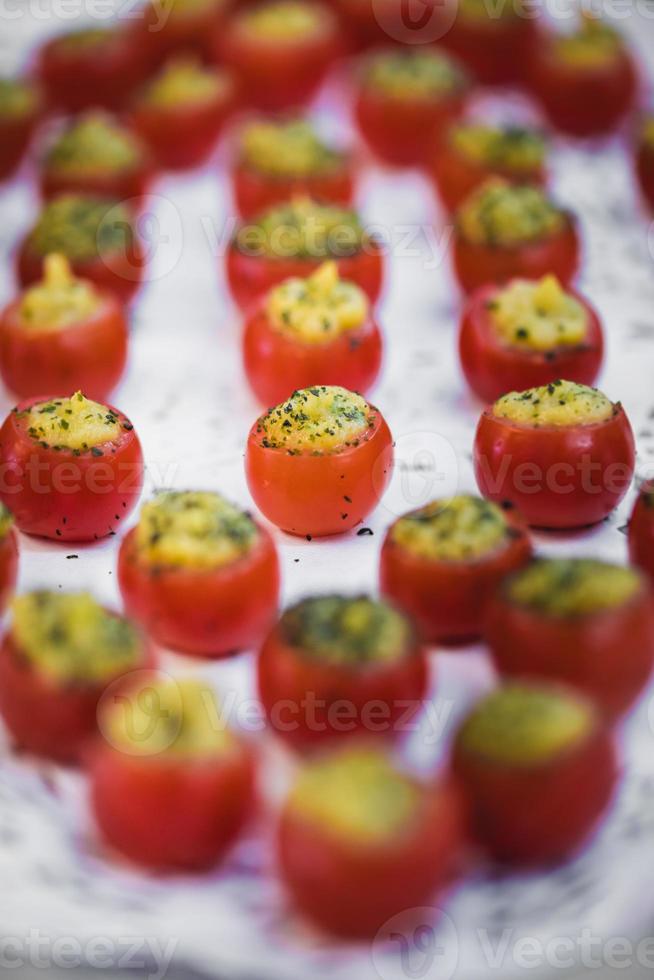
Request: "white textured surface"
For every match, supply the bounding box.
[1,10,654,980]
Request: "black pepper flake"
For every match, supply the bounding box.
[305,534,312,541]
[66,554,79,559]
[617,524,629,535]
[344,495,352,503]
[357,527,373,536]
[91,447,103,457]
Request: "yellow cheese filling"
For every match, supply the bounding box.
[135,491,258,569]
[488,276,587,351]
[266,262,368,343]
[459,685,594,765]
[290,748,420,844]
[22,391,123,451]
[18,254,102,331]
[281,594,413,666]
[236,197,369,259]
[150,0,223,21]
[240,119,342,178]
[256,385,373,452]
[11,591,140,684]
[105,678,235,758]
[458,0,520,20]
[0,503,13,540]
[449,123,546,173]
[0,78,38,119]
[45,113,142,177]
[506,558,641,617]
[457,179,566,247]
[391,495,512,562]
[492,380,614,427]
[237,1,328,40]
[29,194,133,263]
[641,116,654,151]
[363,49,467,100]
[141,58,229,109]
[553,16,622,69]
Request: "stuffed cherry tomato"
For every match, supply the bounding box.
[0,505,18,615]
[17,194,146,305]
[279,746,466,937]
[246,385,392,536]
[216,0,340,112]
[232,117,355,218]
[227,198,384,310]
[0,591,150,763]
[429,123,548,213]
[244,261,382,404]
[629,480,654,583]
[635,115,654,213]
[459,275,603,403]
[131,0,229,66]
[473,380,635,529]
[452,179,580,294]
[39,113,151,204]
[0,391,143,542]
[0,254,127,401]
[37,27,145,114]
[354,48,470,167]
[487,558,654,719]
[118,491,279,657]
[0,78,41,181]
[258,595,427,746]
[380,495,531,645]
[440,0,540,86]
[131,59,236,171]
[332,0,450,51]
[452,683,617,865]
[91,677,256,870]
[528,15,638,138]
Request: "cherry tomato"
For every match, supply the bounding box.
[528,25,638,137]
[0,395,143,542]
[473,391,635,529]
[0,593,151,764]
[278,747,466,937]
[233,157,355,219]
[331,0,451,51]
[635,120,654,213]
[243,298,382,406]
[486,558,654,719]
[0,282,128,402]
[37,27,146,114]
[91,678,256,870]
[258,595,428,746]
[245,387,393,536]
[441,5,540,86]
[227,238,384,311]
[380,497,532,644]
[118,526,280,658]
[459,281,603,403]
[130,0,229,67]
[0,510,18,615]
[215,2,340,112]
[0,80,41,182]
[452,683,617,865]
[628,480,654,583]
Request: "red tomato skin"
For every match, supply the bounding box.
[441,14,540,87]
[355,86,467,167]
[278,777,466,937]
[117,523,280,657]
[487,585,654,719]
[636,142,654,213]
[243,304,382,405]
[528,43,638,138]
[226,241,384,311]
[452,216,580,295]
[0,291,128,402]
[473,405,635,529]
[232,159,355,219]
[452,718,617,864]
[379,510,532,645]
[257,624,428,746]
[429,139,547,213]
[37,31,146,114]
[0,397,143,542]
[16,235,146,306]
[40,160,152,207]
[628,480,654,584]
[0,110,40,181]
[0,630,151,764]
[131,92,235,171]
[245,409,393,536]
[0,527,18,615]
[458,282,604,404]
[215,13,340,112]
[130,1,228,67]
[90,740,256,871]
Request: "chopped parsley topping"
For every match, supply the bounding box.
[21,391,123,451]
[44,113,143,177]
[456,178,566,248]
[255,385,373,453]
[235,197,371,260]
[505,558,641,617]
[391,495,512,562]
[267,261,368,343]
[139,58,230,109]
[28,194,135,263]
[280,594,414,666]
[235,0,331,41]
[492,380,614,427]
[489,276,587,351]
[135,491,258,569]
[0,78,39,119]
[449,123,546,173]
[19,254,101,331]
[459,684,594,765]
[362,49,468,100]
[240,118,343,178]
